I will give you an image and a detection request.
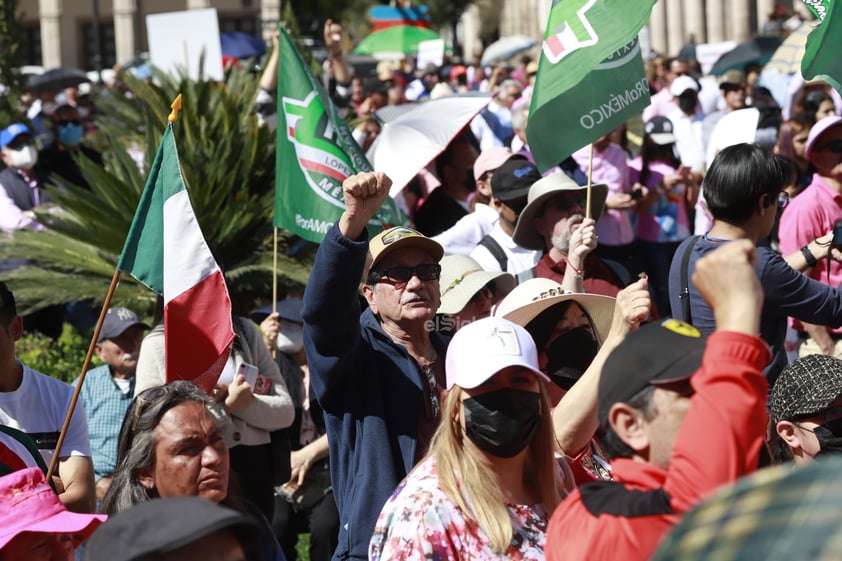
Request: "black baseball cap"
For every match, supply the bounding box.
[84,497,259,561]
[491,158,542,201]
[598,319,707,422]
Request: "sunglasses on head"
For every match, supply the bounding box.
[369,263,441,286]
[128,380,200,434]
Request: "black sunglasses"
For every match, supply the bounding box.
[58,119,82,127]
[369,263,441,286]
[816,139,842,154]
[551,194,587,214]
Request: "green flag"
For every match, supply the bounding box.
[274,26,405,243]
[801,0,842,94]
[527,0,656,172]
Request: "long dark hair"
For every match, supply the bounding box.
[639,136,680,186]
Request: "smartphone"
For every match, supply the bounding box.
[237,362,258,388]
[833,220,842,247]
[630,189,644,200]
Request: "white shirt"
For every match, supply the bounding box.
[469,224,540,275]
[432,203,498,256]
[667,108,706,172]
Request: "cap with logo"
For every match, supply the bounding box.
[644,116,677,145]
[366,226,443,278]
[0,123,32,150]
[445,316,549,389]
[491,158,542,201]
[97,307,150,343]
[598,319,706,422]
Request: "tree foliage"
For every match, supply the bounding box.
[0,0,27,125]
[0,63,316,318]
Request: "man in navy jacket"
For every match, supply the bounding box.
[303,172,450,561]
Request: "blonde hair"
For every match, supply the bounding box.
[429,384,572,553]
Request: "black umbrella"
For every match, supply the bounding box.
[29,67,91,94]
[710,36,783,76]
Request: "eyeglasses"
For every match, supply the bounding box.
[58,119,81,127]
[469,282,495,304]
[369,263,441,286]
[777,191,790,209]
[815,139,842,154]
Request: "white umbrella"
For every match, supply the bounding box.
[367,93,492,197]
[480,35,538,67]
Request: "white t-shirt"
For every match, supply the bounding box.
[470,224,541,275]
[0,364,91,464]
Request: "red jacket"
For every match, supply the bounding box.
[545,331,770,561]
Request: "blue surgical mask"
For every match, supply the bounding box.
[58,123,84,147]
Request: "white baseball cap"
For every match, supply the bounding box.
[445,316,549,389]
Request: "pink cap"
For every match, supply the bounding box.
[473,147,525,181]
[0,467,106,549]
[805,115,842,161]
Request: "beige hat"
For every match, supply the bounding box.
[512,172,608,250]
[493,277,615,344]
[438,255,516,315]
[367,226,443,279]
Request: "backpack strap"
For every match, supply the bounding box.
[516,266,536,285]
[678,235,701,324]
[479,235,509,272]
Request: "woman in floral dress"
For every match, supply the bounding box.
[369,317,573,560]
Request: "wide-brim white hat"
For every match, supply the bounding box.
[512,173,608,251]
[438,255,516,315]
[493,278,615,345]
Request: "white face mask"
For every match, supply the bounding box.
[6,145,38,170]
[275,320,304,354]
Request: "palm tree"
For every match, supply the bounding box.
[0,64,316,319]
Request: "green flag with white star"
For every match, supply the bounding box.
[274,25,405,242]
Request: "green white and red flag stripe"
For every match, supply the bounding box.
[117,121,234,393]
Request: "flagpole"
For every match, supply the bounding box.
[585,143,594,220]
[46,269,122,483]
[272,227,279,359]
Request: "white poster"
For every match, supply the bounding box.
[417,39,445,69]
[696,41,737,75]
[147,9,224,82]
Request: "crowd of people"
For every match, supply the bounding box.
[3,13,842,561]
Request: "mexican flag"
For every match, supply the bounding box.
[117,122,235,393]
[274,25,405,243]
[527,0,657,172]
[801,0,842,94]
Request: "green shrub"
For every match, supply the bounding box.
[15,325,102,384]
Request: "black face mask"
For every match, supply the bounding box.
[678,92,698,114]
[544,326,599,390]
[463,388,540,458]
[814,416,842,457]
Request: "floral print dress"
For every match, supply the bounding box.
[369,456,548,560]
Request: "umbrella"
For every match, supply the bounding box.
[651,456,842,561]
[220,31,266,60]
[710,36,783,75]
[764,21,814,74]
[354,25,442,57]
[28,67,90,94]
[480,35,538,66]
[366,92,492,196]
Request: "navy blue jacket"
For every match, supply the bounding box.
[302,224,450,561]
[669,236,842,383]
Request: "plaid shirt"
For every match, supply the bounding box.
[76,365,135,480]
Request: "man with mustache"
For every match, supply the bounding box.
[513,172,629,296]
[302,171,449,561]
[76,307,148,503]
